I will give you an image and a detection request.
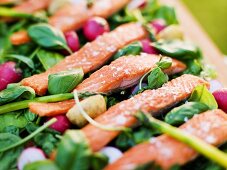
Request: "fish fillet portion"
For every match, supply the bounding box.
[10,0,130,45]
[105,109,227,170]
[29,54,186,116]
[82,74,209,151]
[21,23,147,95]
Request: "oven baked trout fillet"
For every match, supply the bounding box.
[29,54,186,116]
[21,23,147,95]
[105,109,227,170]
[10,0,130,45]
[81,74,209,151]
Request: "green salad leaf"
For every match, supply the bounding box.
[156,56,172,69]
[0,133,23,170]
[91,152,108,170]
[164,102,209,126]
[28,23,72,54]
[5,54,35,69]
[37,49,64,70]
[48,68,84,95]
[189,85,218,110]
[147,67,169,89]
[112,41,142,60]
[0,111,28,131]
[24,160,60,170]
[55,130,92,170]
[0,85,35,105]
[153,40,200,60]
[153,5,178,25]
[183,59,202,75]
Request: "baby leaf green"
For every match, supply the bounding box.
[48,68,84,95]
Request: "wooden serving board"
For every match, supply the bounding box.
[160,0,227,86]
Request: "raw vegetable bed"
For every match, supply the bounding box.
[0,0,227,170]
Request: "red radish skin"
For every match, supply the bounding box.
[150,19,166,34]
[18,147,46,170]
[64,31,80,52]
[213,88,227,113]
[0,61,22,91]
[141,39,158,54]
[47,115,71,133]
[83,17,110,41]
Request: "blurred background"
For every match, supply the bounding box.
[182,0,227,55]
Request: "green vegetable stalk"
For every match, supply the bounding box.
[0,93,74,114]
[137,112,227,168]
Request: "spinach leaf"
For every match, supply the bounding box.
[37,49,64,70]
[24,110,38,122]
[116,126,160,151]
[34,133,59,156]
[164,102,209,126]
[153,40,200,60]
[2,125,19,136]
[0,133,23,170]
[24,160,60,170]
[112,41,142,60]
[0,85,35,105]
[189,85,218,110]
[48,68,84,95]
[153,5,178,25]
[28,23,72,53]
[0,112,28,131]
[91,152,108,170]
[183,59,202,75]
[5,54,35,69]
[55,130,92,170]
[147,67,168,89]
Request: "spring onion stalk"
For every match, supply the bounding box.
[0,7,34,18]
[138,69,152,90]
[74,90,129,132]
[0,93,74,114]
[143,113,227,168]
[0,118,57,152]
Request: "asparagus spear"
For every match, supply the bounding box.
[0,93,74,114]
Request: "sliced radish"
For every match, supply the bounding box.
[47,115,71,133]
[213,88,227,113]
[127,0,147,10]
[100,146,123,163]
[140,39,158,54]
[150,19,166,34]
[0,61,22,91]
[18,147,46,170]
[83,17,110,41]
[64,31,80,52]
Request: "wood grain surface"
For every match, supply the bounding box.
[160,0,227,86]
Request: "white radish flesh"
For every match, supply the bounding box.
[18,147,46,170]
[100,146,123,163]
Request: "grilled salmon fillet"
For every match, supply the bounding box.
[21,23,147,95]
[10,0,130,45]
[12,0,50,14]
[82,74,209,151]
[105,109,227,170]
[29,54,186,116]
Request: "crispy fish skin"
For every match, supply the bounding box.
[105,109,227,170]
[21,23,147,95]
[28,54,186,116]
[10,0,130,45]
[82,74,209,152]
